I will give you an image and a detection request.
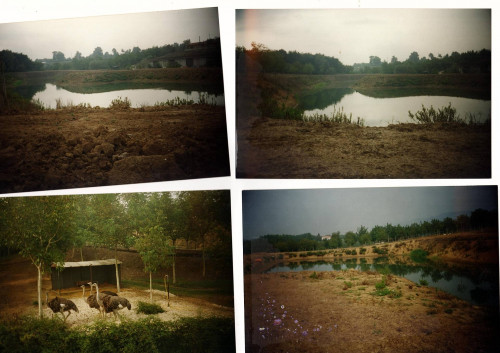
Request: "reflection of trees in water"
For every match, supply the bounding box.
[298,88,354,110]
[301,261,327,270]
[11,84,46,100]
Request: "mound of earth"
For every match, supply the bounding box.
[0,104,229,193]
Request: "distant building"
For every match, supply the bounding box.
[321,235,332,241]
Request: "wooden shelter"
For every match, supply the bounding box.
[50,259,122,290]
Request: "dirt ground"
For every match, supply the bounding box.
[245,270,499,353]
[236,117,491,178]
[0,256,233,326]
[0,104,229,193]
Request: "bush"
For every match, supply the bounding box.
[109,96,131,109]
[136,301,165,315]
[410,249,429,263]
[0,316,235,353]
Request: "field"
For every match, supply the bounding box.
[0,68,229,193]
[244,231,499,352]
[236,67,491,178]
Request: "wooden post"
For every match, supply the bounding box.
[164,274,170,307]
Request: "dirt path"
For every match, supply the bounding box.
[0,104,229,193]
[237,117,490,178]
[245,270,499,353]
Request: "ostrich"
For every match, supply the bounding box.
[81,284,101,313]
[102,294,131,322]
[92,282,118,317]
[46,291,79,322]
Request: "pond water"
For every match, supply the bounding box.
[301,90,490,126]
[266,260,499,306]
[31,83,225,108]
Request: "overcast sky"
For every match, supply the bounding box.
[0,7,220,60]
[236,9,491,65]
[242,186,498,239]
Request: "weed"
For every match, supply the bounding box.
[410,249,429,263]
[419,278,429,286]
[310,272,319,280]
[109,96,131,109]
[343,281,353,290]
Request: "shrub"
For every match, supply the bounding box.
[310,271,319,279]
[136,301,165,315]
[109,96,131,109]
[410,249,429,263]
[359,248,367,255]
[419,278,429,286]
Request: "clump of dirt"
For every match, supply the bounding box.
[0,104,229,193]
[245,270,499,353]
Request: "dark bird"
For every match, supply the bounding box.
[89,282,117,317]
[46,292,79,322]
[102,294,131,321]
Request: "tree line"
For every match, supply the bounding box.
[243,208,497,254]
[236,42,491,75]
[0,37,221,72]
[0,191,231,316]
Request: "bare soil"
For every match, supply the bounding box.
[245,270,499,353]
[0,104,229,193]
[237,117,490,178]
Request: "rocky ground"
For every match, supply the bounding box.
[0,104,229,193]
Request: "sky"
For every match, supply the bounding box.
[0,7,220,60]
[236,9,491,65]
[242,186,498,239]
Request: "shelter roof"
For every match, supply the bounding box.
[51,259,122,268]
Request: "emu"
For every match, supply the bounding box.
[46,291,79,322]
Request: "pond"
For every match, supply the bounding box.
[29,83,225,108]
[266,259,499,306]
[300,89,490,126]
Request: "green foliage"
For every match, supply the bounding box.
[0,49,43,72]
[372,246,388,255]
[309,271,319,279]
[303,106,365,126]
[154,97,195,106]
[136,301,165,315]
[410,249,429,263]
[0,316,235,353]
[109,96,131,109]
[419,278,429,286]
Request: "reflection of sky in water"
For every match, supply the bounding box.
[267,262,498,306]
[303,92,491,126]
[33,83,225,108]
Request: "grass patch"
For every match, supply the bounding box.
[0,315,235,353]
[136,301,165,315]
[309,271,319,280]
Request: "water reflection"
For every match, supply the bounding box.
[30,83,225,108]
[299,90,491,126]
[267,259,498,306]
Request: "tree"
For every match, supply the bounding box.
[52,51,65,61]
[344,231,357,247]
[408,51,420,63]
[178,191,230,277]
[86,194,130,293]
[0,196,76,317]
[73,51,82,60]
[135,225,174,303]
[92,46,103,58]
[357,225,371,245]
[369,56,381,66]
